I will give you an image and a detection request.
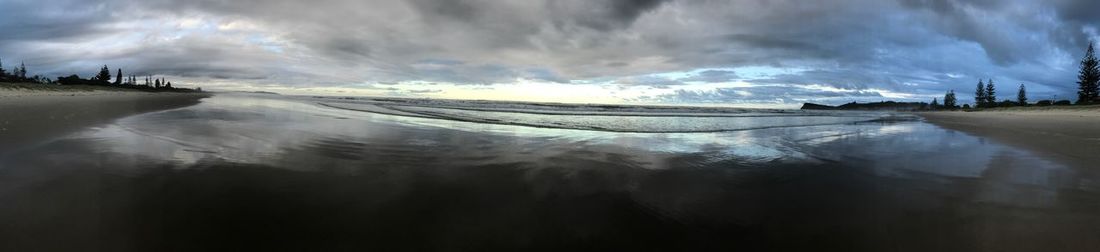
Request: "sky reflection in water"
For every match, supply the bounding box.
[81,94,1068,175]
[1,94,1097,251]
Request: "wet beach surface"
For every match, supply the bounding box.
[2,94,1099,251]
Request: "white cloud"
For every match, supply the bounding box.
[0,0,1095,105]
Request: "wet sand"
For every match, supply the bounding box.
[2,94,1100,251]
[918,109,1100,168]
[0,87,209,152]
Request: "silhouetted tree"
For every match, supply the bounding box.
[930,97,940,110]
[18,62,27,79]
[95,65,111,83]
[1077,42,1100,104]
[943,90,957,109]
[114,68,123,85]
[985,79,997,107]
[974,79,986,108]
[1017,84,1028,106]
[155,78,161,88]
[166,81,172,88]
[0,58,6,79]
[57,74,97,85]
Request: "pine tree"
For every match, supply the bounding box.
[114,69,123,85]
[985,79,997,106]
[1077,42,1100,104]
[155,78,161,88]
[930,98,940,110]
[0,58,6,78]
[95,65,112,83]
[974,79,986,108]
[1017,84,1028,106]
[944,90,957,109]
[18,62,27,79]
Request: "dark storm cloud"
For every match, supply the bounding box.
[723,34,824,54]
[0,1,115,43]
[1054,0,1100,24]
[897,0,1051,65]
[547,0,670,31]
[1,0,1098,103]
[323,38,373,60]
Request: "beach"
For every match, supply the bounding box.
[0,84,209,152]
[918,107,1100,168]
[1,93,1098,251]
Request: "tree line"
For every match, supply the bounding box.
[0,58,201,92]
[0,59,39,83]
[929,41,1100,110]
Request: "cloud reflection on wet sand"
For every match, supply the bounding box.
[1,94,1098,251]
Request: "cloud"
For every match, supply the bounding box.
[0,0,117,44]
[679,70,739,83]
[546,0,671,31]
[641,84,891,105]
[0,0,1097,104]
[406,89,443,94]
[614,75,683,87]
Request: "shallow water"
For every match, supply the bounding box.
[2,94,1099,251]
[314,96,886,133]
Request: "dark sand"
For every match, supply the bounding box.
[0,89,209,152]
[919,109,1100,168]
[2,94,1100,251]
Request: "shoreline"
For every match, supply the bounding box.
[0,86,210,153]
[918,109,1100,168]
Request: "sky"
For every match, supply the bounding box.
[1,0,1098,108]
